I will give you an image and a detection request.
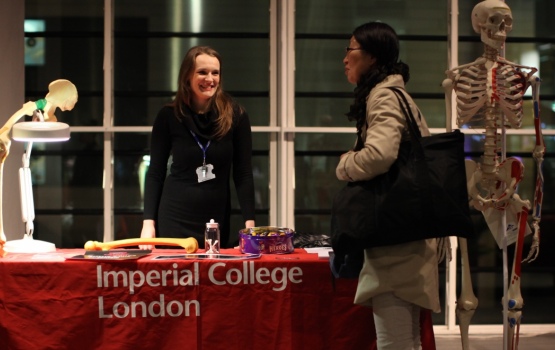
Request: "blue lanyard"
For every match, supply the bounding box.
[190,131,210,165]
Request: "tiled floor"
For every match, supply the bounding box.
[433,325,555,349]
[434,333,555,350]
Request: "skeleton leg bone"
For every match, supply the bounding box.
[455,159,482,350]
[462,154,528,350]
[506,198,529,350]
[457,237,478,350]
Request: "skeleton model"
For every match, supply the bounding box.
[442,1,545,349]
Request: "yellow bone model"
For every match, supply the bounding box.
[84,237,198,253]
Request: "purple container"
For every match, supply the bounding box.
[239,226,295,254]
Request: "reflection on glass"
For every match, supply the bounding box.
[24,19,45,66]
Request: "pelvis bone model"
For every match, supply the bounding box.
[442,1,545,349]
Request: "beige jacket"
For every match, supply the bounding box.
[336,74,430,182]
[336,74,440,312]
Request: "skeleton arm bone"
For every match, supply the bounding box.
[524,75,544,263]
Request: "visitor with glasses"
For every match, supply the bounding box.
[337,22,440,349]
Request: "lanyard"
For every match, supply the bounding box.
[190,131,210,166]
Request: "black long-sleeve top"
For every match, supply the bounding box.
[143,103,256,247]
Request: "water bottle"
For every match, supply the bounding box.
[205,219,220,254]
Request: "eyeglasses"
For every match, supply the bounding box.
[345,47,363,53]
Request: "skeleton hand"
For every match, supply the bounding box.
[523,222,540,263]
[533,145,545,161]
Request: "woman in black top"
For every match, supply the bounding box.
[141,46,256,248]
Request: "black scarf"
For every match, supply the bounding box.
[180,105,218,140]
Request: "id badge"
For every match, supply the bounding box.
[196,163,216,183]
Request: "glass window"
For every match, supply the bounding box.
[296,0,447,36]
[113,37,270,126]
[25,0,104,121]
[293,0,555,328]
[25,0,272,250]
[114,0,269,33]
[23,0,555,327]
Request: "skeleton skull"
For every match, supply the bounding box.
[471,0,513,50]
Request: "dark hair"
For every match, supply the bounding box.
[346,22,410,131]
[172,45,239,139]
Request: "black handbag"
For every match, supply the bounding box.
[330,87,473,276]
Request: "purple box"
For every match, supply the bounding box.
[239,227,295,254]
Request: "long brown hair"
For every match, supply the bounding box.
[172,46,240,139]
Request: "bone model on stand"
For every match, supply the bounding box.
[442,1,545,349]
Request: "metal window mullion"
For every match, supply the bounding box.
[276,0,288,227]
[102,0,114,243]
[275,0,296,229]
[284,0,296,229]
[274,0,293,228]
[445,0,459,330]
[269,0,278,226]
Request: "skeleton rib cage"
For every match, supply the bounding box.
[453,57,530,129]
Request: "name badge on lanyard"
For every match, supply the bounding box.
[190,131,216,183]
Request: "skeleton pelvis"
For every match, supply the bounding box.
[466,157,524,211]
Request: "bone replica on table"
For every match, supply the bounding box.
[442,1,545,349]
[85,237,199,253]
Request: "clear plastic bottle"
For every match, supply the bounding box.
[204,219,220,254]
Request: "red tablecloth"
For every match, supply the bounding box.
[0,248,435,350]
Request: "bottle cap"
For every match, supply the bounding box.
[206,219,219,229]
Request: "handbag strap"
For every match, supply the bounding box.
[387,87,427,161]
[387,87,422,140]
[387,86,435,214]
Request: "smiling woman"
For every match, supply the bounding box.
[189,54,220,114]
[140,46,257,250]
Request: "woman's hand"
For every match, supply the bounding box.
[139,220,156,250]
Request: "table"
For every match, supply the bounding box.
[0,248,435,350]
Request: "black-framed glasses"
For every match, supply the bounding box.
[345,47,363,53]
